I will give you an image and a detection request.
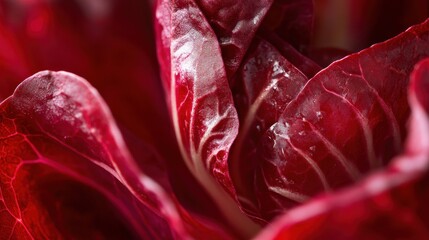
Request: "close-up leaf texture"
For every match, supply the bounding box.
[0,0,429,239]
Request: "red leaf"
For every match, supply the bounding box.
[251,19,429,221]
[254,57,429,240]
[154,0,260,237]
[230,38,309,222]
[0,71,233,239]
[195,0,273,78]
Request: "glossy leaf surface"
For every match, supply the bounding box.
[253,19,429,221]
[0,71,233,239]
[254,57,429,240]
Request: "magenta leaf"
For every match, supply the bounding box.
[251,19,429,221]
[0,71,233,239]
[230,38,309,221]
[254,57,429,240]
[195,0,273,78]
[154,0,259,237]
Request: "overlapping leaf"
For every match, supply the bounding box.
[195,0,273,78]
[0,71,233,239]
[254,57,429,240]
[154,0,259,237]
[1,0,429,239]
[230,38,309,221]
[245,19,429,221]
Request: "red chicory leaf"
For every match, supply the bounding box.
[194,0,273,79]
[154,0,260,237]
[230,38,309,222]
[252,18,429,221]
[0,71,235,239]
[254,57,429,240]
[0,71,179,239]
